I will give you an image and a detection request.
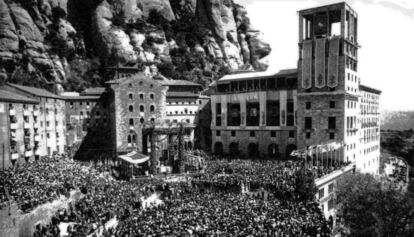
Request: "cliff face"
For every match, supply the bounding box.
[0,0,271,91]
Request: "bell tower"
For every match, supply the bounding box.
[296,2,360,163]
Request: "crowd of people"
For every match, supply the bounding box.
[0,152,340,236]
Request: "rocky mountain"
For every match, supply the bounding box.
[0,0,271,92]
[381,110,414,131]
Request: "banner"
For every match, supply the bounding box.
[315,38,326,88]
[327,37,340,88]
[302,40,313,89]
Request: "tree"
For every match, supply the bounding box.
[335,173,414,236]
[294,168,317,202]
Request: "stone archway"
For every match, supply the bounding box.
[229,142,239,156]
[268,143,280,159]
[247,143,259,158]
[214,142,223,155]
[285,144,297,159]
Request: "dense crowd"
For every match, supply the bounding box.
[0,153,340,236]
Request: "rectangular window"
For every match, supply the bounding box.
[329,132,335,139]
[266,101,280,126]
[328,199,335,210]
[318,188,325,199]
[328,117,336,129]
[306,102,311,110]
[227,103,241,126]
[305,117,312,129]
[216,131,221,137]
[270,131,276,137]
[289,131,295,138]
[306,132,311,139]
[231,131,236,137]
[287,100,295,126]
[330,101,336,108]
[215,103,222,126]
[246,102,260,126]
[328,183,334,193]
[250,131,255,137]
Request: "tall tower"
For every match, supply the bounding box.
[296,2,360,163]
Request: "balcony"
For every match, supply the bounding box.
[9,109,15,116]
[33,110,39,116]
[11,153,19,160]
[24,121,31,129]
[34,135,41,141]
[10,122,18,130]
[25,150,33,157]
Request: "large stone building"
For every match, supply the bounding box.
[0,84,67,169]
[72,70,210,173]
[0,89,39,169]
[210,69,298,159]
[2,84,67,157]
[163,79,209,150]
[210,2,381,175]
[61,88,105,147]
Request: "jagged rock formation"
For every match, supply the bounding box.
[0,0,271,91]
[381,110,414,131]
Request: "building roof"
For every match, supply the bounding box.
[61,95,101,101]
[218,68,298,83]
[7,83,61,99]
[0,89,39,104]
[359,85,382,94]
[81,87,106,96]
[166,92,200,98]
[162,80,202,87]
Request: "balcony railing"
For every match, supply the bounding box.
[34,135,41,141]
[24,121,31,129]
[23,110,31,116]
[10,123,18,130]
[33,110,39,116]
[25,150,33,157]
[9,109,15,116]
[11,153,19,160]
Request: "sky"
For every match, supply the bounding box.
[236,0,414,111]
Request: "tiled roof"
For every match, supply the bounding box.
[61,95,101,101]
[166,92,200,98]
[81,87,106,96]
[7,83,61,99]
[277,68,298,76]
[218,68,298,82]
[359,85,382,94]
[162,80,202,87]
[0,89,39,104]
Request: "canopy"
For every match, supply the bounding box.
[118,151,149,164]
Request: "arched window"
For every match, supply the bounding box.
[139,94,144,100]
[150,94,154,100]
[129,105,133,112]
[132,134,136,143]
[140,117,144,124]
[128,93,133,100]
[150,118,155,123]
[214,142,223,155]
[129,118,134,126]
[127,135,132,143]
[150,105,155,112]
[140,105,144,112]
